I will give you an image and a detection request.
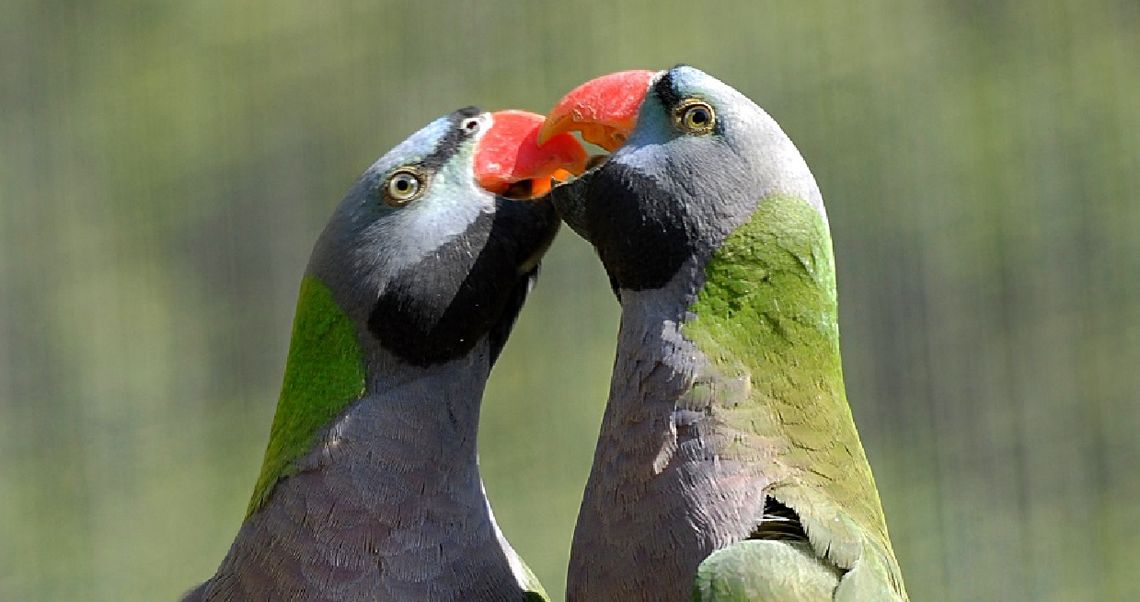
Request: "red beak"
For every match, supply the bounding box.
[473,110,588,198]
[536,70,657,152]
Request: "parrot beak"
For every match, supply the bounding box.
[474,110,588,199]
[536,70,658,152]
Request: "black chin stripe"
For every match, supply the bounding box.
[419,106,484,172]
[487,267,538,366]
[368,198,559,367]
[586,161,697,291]
[367,210,498,367]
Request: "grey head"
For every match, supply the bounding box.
[182,107,584,602]
[311,107,570,367]
[545,65,824,293]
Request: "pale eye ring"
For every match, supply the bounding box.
[672,99,716,135]
[384,169,427,206]
[461,117,482,133]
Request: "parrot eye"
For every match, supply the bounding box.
[383,169,427,207]
[673,99,716,135]
[461,117,482,133]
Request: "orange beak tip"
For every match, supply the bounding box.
[535,113,572,147]
[551,168,575,182]
[540,69,657,151]
[530,178,553,197]
[474,110,589,198]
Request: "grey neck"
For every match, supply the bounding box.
[609,260,707,420]
[195,341,531,601]
[567,263,767,602]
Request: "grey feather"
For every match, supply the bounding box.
[183,109,550,601]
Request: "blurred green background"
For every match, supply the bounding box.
[2,1,1138,600]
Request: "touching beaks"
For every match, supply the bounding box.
[473,110,588,199]
[536,70,657,152]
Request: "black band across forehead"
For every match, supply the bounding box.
[419,106,484,171]
[653,65,726,136]
[653,67,683,109]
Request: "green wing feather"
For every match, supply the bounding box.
[694,541,840,601]
[685,194,907,600]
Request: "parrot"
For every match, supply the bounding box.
[537,66,908,601]
[182,107,587,602]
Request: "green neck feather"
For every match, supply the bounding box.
[246,275,366,516]
[684,192,902,589]
[685,193,842,387]
[683,193,854,454]
[684,193,890,547]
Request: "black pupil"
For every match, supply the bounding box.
[690,108,708,124]
[396,178,411,191]
[465,120,478,130]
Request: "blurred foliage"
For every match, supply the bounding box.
[2,1,1139,600]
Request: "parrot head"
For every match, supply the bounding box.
[538,65,825,293]
[246,107,586,516]
[310,107,587,367]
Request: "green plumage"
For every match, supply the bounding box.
[684,194,906,600]
[521,563,549,601]
[246,275,366,515]
[694,541,841,601]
